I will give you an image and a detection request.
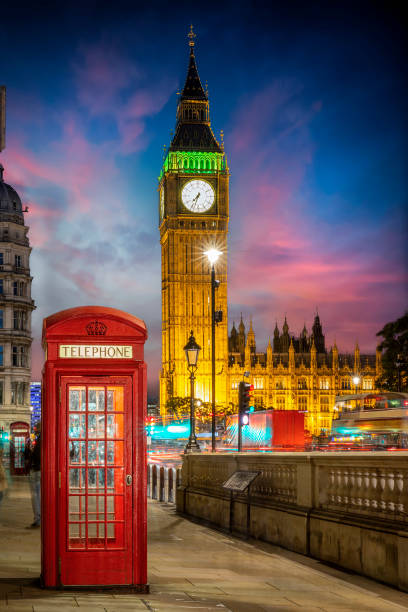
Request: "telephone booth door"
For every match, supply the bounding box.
[10,421,30,475]
[60,378,132,586]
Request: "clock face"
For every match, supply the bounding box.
[160,188,164,218]
[181,179,215,213]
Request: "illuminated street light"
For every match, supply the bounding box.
[204,248,222,266]
[352,374,361,405]
[205,248,222,452]
[183,331,201,454]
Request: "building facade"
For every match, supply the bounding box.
[159,29,229,411]
[0,163,35,435]
[159,33,378,434]
[228,314,380,436]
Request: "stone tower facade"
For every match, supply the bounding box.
[0,163,35,434]
[159,29,229,412]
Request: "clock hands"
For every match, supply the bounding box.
[191,192,201,211]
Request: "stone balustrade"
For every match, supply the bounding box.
[176,452,408,591]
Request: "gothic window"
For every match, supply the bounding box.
[341,379,351,390]
[298,378,307,390]
[319,378,329,390]
[276,397,285,410]
[231,380,239,390]
[362,378,373,390]
[320,397,330,412]
[276,380,285,390]
[253,377,264,390]
[298,396,308,412]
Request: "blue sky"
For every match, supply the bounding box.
[1,1,406,396]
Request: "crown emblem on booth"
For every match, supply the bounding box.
[86,320,107,336]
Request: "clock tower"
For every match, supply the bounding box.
[159,28,229,414]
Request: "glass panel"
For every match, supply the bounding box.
[88,524,105,548]
[69,523,86,549]
[68,495,86,521]
[107,390,114,411]
[88,414,105,438]
[88,388,105,411]
[69,388,86,411]
[69,414,86,439]
[87,441,105,465]
[69,441,85,464]
[107,387,124,412]
[106,468,124,494]
[107,414,124,439]
[87,467,105,490]
[107,441,123,465]
[88,495,105,521]
[106,495,124,521]
[69,468,86,493]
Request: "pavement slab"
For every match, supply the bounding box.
[1,477,408,611]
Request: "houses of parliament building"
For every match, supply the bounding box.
[158,29,379,436]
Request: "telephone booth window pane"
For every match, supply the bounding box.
[69,523,86,549]
[107,441,123,464]
[69,414,86,438]
[107,387,124,411]
[88,414,105,438]
[69,441,85,464]
[69,388,86,411]
[67,384,126,552]
[88,388,105,411]
[107,414,124,439]
[88,441,105,464]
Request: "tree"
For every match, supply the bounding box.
[164,396,190,422]
[376,312,408,392]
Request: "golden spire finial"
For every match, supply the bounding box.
[188,24,196,48]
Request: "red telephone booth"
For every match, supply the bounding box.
[9,421,30,475]
[41,306,148,590]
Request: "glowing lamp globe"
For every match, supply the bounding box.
[204,248,222,266]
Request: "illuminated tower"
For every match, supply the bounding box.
[159,27,229,413]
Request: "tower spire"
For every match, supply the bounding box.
[188,24,196,50]
[180,26,207,101]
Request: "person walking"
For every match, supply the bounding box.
[25,423,41,528]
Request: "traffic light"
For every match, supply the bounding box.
[238,382,253,425]
[145,417,155,436]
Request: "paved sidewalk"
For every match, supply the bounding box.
[1,477,408,611]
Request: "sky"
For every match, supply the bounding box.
[1,1,407,398]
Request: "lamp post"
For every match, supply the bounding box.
[184,331,201,454]
[352,374,361,408]
[204,248,222,453]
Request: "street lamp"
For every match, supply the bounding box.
[352,375,361,408]
[183,331,201,454]
[204,248,222,453]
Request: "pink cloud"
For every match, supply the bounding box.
[227,84,407,354]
